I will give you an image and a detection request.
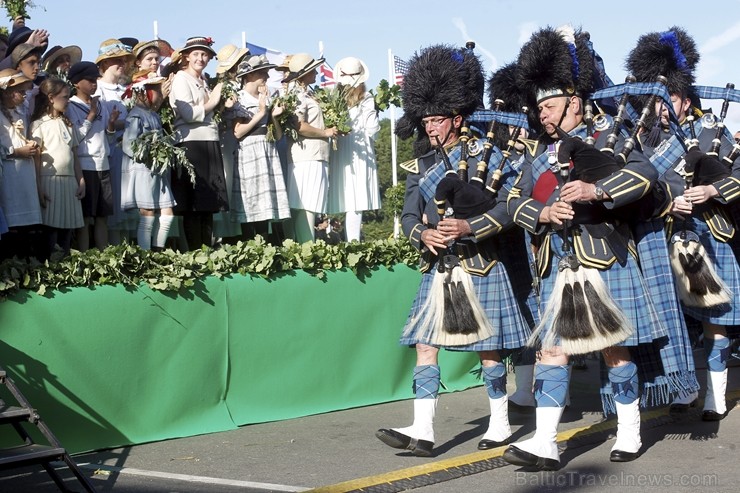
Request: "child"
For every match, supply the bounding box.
[30,77,85,258]
[120,70,176,250]
[0,68,42,259]
[65,61,118,251]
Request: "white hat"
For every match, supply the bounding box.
[333,57,369,87]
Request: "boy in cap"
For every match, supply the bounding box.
[65,61,118,251]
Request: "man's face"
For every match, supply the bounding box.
[538,96,579,137]
[656,93,690,126]
[422,114,460,147]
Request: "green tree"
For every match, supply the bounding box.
[362,118,415,240]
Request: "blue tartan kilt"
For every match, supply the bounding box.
[680,217,740,327]
[539,232,666,347]
[400,261,531,352]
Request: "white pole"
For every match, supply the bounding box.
[242,31,246,49]
[388,48,400,238]
[318,41,324,58]
[153,20,158,40]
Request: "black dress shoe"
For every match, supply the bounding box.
[502,445,559,471]
[610,449,640,462]
[669,398,698,414]
[478,436,512,450]
[375,429,434,457]
[702,409,728,421]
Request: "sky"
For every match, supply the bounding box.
[18,0,740,131]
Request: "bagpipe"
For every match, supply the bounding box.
[664,83,740,307]
[529,77,699,355]
[409,109,529,347]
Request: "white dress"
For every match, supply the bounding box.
[0,109,41,227]
[328,94,381,213]
[121,106,176,211]
[230,91,290,223]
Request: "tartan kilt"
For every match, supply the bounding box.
[538,231,665,347]
[400,260,531,352]
[680,216,740,330]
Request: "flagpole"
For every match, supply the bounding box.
[153,20,158,40]
[318,41,324,58]
[388,48,400,238]
[242,31,246,49]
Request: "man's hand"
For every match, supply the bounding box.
[683,185,719,204]
[560,180,599,203]
[671,195,693,217]
[437,217,471,240]
[421,228,452,256]
[541,200,574,226]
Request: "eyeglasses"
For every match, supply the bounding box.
[421,116,450,128]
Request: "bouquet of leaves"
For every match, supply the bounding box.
[267,89,299,142]
[370,79,403,112]
[210,76,239,126]
[313,85,351,150]
[131,130,196,185]
[1,0,41,21]
[158,104,175,135]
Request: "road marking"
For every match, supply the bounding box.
[77,463,310,492]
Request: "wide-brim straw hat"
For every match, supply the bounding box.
[0,68,31,90]
[236,54,277,78]
[216,44,250,74]
[179,36,217,57]
[275,54,293,73]
[333,56,369,87]
[42,45,82,72]
[95,38,135,64]
[284,53,324,82]
[133,39,174,60]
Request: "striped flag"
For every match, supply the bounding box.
[393,55,408,87]
[319,62,335,88]
[246,42,288,91]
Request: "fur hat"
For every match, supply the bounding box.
[487,62,540,145]
[516,25,595,107]
[397,44,484,156]
[625,26,699,96]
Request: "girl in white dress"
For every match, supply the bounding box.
[30,77,85,257]
[328,57,381,242]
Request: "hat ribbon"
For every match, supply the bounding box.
[0,75,14,90]
[99,43,132,56]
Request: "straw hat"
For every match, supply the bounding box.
[333,57,369,87]
[275,54,293,73]
[179,36,217,57]
[215,44,250,75]
[42,45,82,72]
[236,55,277,78]
[95,38,135,64]
[285,53,324,82]
[133,39,174,60]
[0,68,30,90]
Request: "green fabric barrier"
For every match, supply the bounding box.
[0,265,481,453]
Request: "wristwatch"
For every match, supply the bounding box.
[594,186,604,201]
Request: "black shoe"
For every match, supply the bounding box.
[702,409,728,421]
[610,449,640,462]
[508,401,535,414]
[375,429,434,457]
[503,445,559,471]
[669,399,698,414]
[478,436,512,450]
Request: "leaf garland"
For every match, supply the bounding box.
[267,89,299,142]
[0,237,420,299]
[370,79,403,112]
[313,85,351,149]
[131,130,196,185]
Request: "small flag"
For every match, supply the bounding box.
[393,55,409,87]
[319,62,335,88]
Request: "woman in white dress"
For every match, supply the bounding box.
[328,57,380,242]
[229,55,290,242]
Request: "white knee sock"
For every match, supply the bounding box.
[154,215,175,248]
[137,215,155,250]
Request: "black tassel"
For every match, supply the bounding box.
[442,282,461,332]
[644,120,663,147]
[584,280,625,335]
[553,282,593,341]
[448,280,480,334]
[679,251,723,296]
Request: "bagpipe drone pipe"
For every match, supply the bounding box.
[664,83,740,308]
[409,110,530,347]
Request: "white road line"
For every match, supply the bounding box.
[77,463,311,492]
